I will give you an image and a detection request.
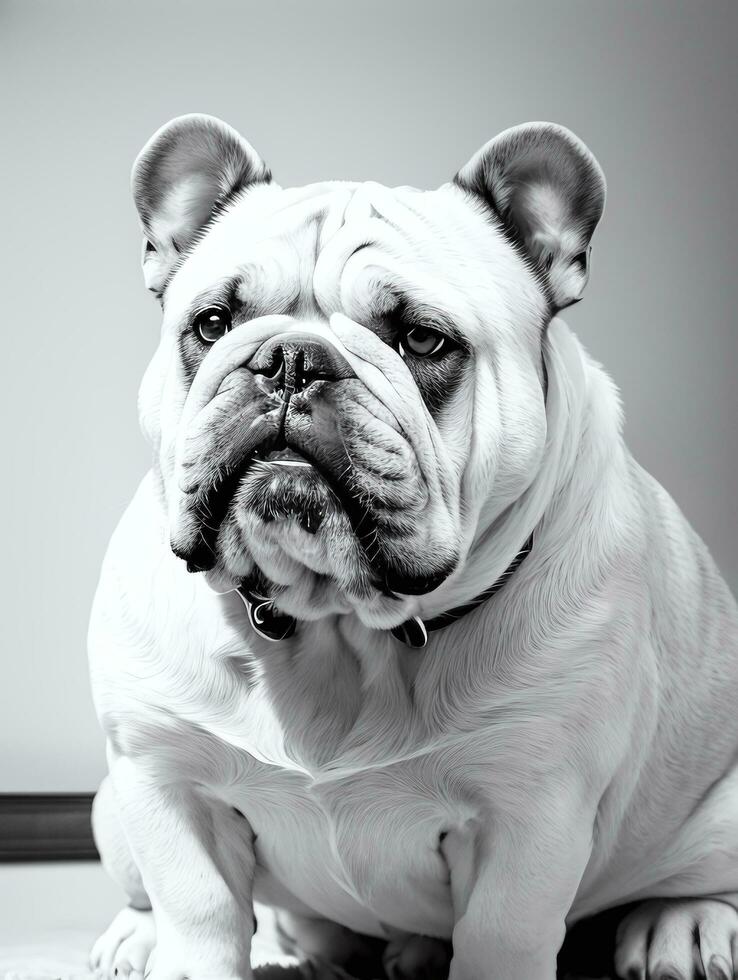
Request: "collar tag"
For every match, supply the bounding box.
[236,587,297,642]
[390,615,428,648]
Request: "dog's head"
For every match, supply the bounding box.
[133,115,604,628]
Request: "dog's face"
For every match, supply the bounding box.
[133,116,604,628]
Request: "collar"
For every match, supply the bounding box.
[235,529,535,649]
[388,530,535,647]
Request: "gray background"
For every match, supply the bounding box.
[1,0,735,791]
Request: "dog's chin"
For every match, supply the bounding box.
[234,449,335,534]
[201,453,373,611]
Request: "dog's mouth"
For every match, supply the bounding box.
[252,445,311,467]
[173,372,458,598]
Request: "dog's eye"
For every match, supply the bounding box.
[193,306,232,344]
[399,326,446,358]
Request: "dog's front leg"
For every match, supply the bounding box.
[111,754,255,980]
[444,787,594,980]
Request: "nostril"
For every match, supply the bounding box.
[264,346,285,382]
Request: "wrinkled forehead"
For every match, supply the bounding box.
[164,179,545,342]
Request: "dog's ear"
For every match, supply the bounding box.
[454,123,605,310]
[132,114,271,299]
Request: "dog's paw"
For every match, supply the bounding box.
[614,898,738,979]
[382,934,451,979]
[90,906,156,979]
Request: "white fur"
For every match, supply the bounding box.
[90,166,738,980]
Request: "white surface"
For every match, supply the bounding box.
[0,862,295,975]
[0,863,123,942]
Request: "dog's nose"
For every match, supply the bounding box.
[247,332,354,395]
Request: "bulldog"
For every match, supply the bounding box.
[88,115,738,980]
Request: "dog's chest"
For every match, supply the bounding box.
[206,660,468,939]
[227,744,459,938]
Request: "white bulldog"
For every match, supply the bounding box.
[88,115,738,980]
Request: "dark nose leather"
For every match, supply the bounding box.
[247,332,354,395]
